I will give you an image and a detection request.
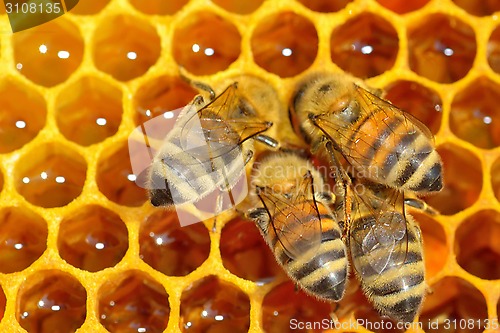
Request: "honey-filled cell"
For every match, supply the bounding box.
[139,210,210,276]
[452,0,500,17]
[0,207,47,274]
[15,143,87,208]
[492,156,500,203]
[251,11,318,77]
[455,210,500,280]
[411,212,447,279]
[212,0,264,14]
[55,76,122,147]
[423,143,482,215]
[330,13,399,79]
[376,0,429,14]
[17,270,87,333]
[71,0,111,15]
[99,270,170,333]
[220,217,285,283]
[12,18,84,87]
[92,15,161,81]
[172,12,241,75]
[298,0,352,13]
[408,14,476,83]
[134,75,197,129]
[128,0,189,15]
[450,76,500,149]
[0,78,46,154]
[419,277,488,333]
[58,205,128,272]
[488,26,500,73]
[180,275,250,333]
[96,141,148,207]
[261,281,333,333]
[384,80,442,134]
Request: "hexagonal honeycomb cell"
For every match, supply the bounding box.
[180,275,250,332]
[57,205,128,272]
[98,270,170,333]
[450,76,500,149]
[0,207,47,274]
[330,13,399,78]
[407,14,476,83]
[172,12,241,75]
[12,18,84,87]
[139,210,210,276]
[14,143,87,208]
[0,0,498,332]
[251,11,318,77]
[455,210,500,280]
[0,77,46,153]
[17,270,87,333]
[92,15,161,81]
[56,76,122,146]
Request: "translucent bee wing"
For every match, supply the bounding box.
[354,86,434,141]
[179,83,272,162]
[349,184,409,278]
[257,171,322,259]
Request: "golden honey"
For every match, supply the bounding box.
[0,0,498,332]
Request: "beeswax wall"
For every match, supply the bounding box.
[0,0,499,332]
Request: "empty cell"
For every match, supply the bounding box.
[180,275,250,332]
[0,207,47,274]
[0,77,46,153]
[376,0,429,14]
[411,212,447,278]
[15,143,87,208]
[220,217,285,283]
[0,287,5,322]
[173,12,241,75]
[128,0,189,15]
[212,0,264,14]
[419,277,488,333]
[408,14,476,83]
[262,281,334,333]
[384,80,442,134]
[297,0,352,12]
[12,18,84,87]
[330,13,399,78]
[96,141,148,207]
[139,210,210,276]
[251,11,318,77]
[134,75,197,129]
[450,76,500,149]
[17,270,87,333]
[70,0,111,14]
[58,205,128,272]
[455,210,500,280]
[424,143,482,215]
[99,270,170,333]
[452,0,500,16]
[56,76,122,146]
[493,156,500,203]
[93,15,161,81]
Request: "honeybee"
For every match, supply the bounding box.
[290,72,443,193]
[148,75,279,208]
[246,152,349,302]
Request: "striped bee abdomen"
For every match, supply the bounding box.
[350,215,425,323]
[269,205,349,302]
[345,110,442,193]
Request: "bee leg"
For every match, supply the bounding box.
[179,69,216,101]
[244,150,254,165]
[255,134,280,149]
[404,197,440,215]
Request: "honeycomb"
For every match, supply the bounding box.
[0,0,499,332]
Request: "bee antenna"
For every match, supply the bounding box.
[308,113,317,121]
